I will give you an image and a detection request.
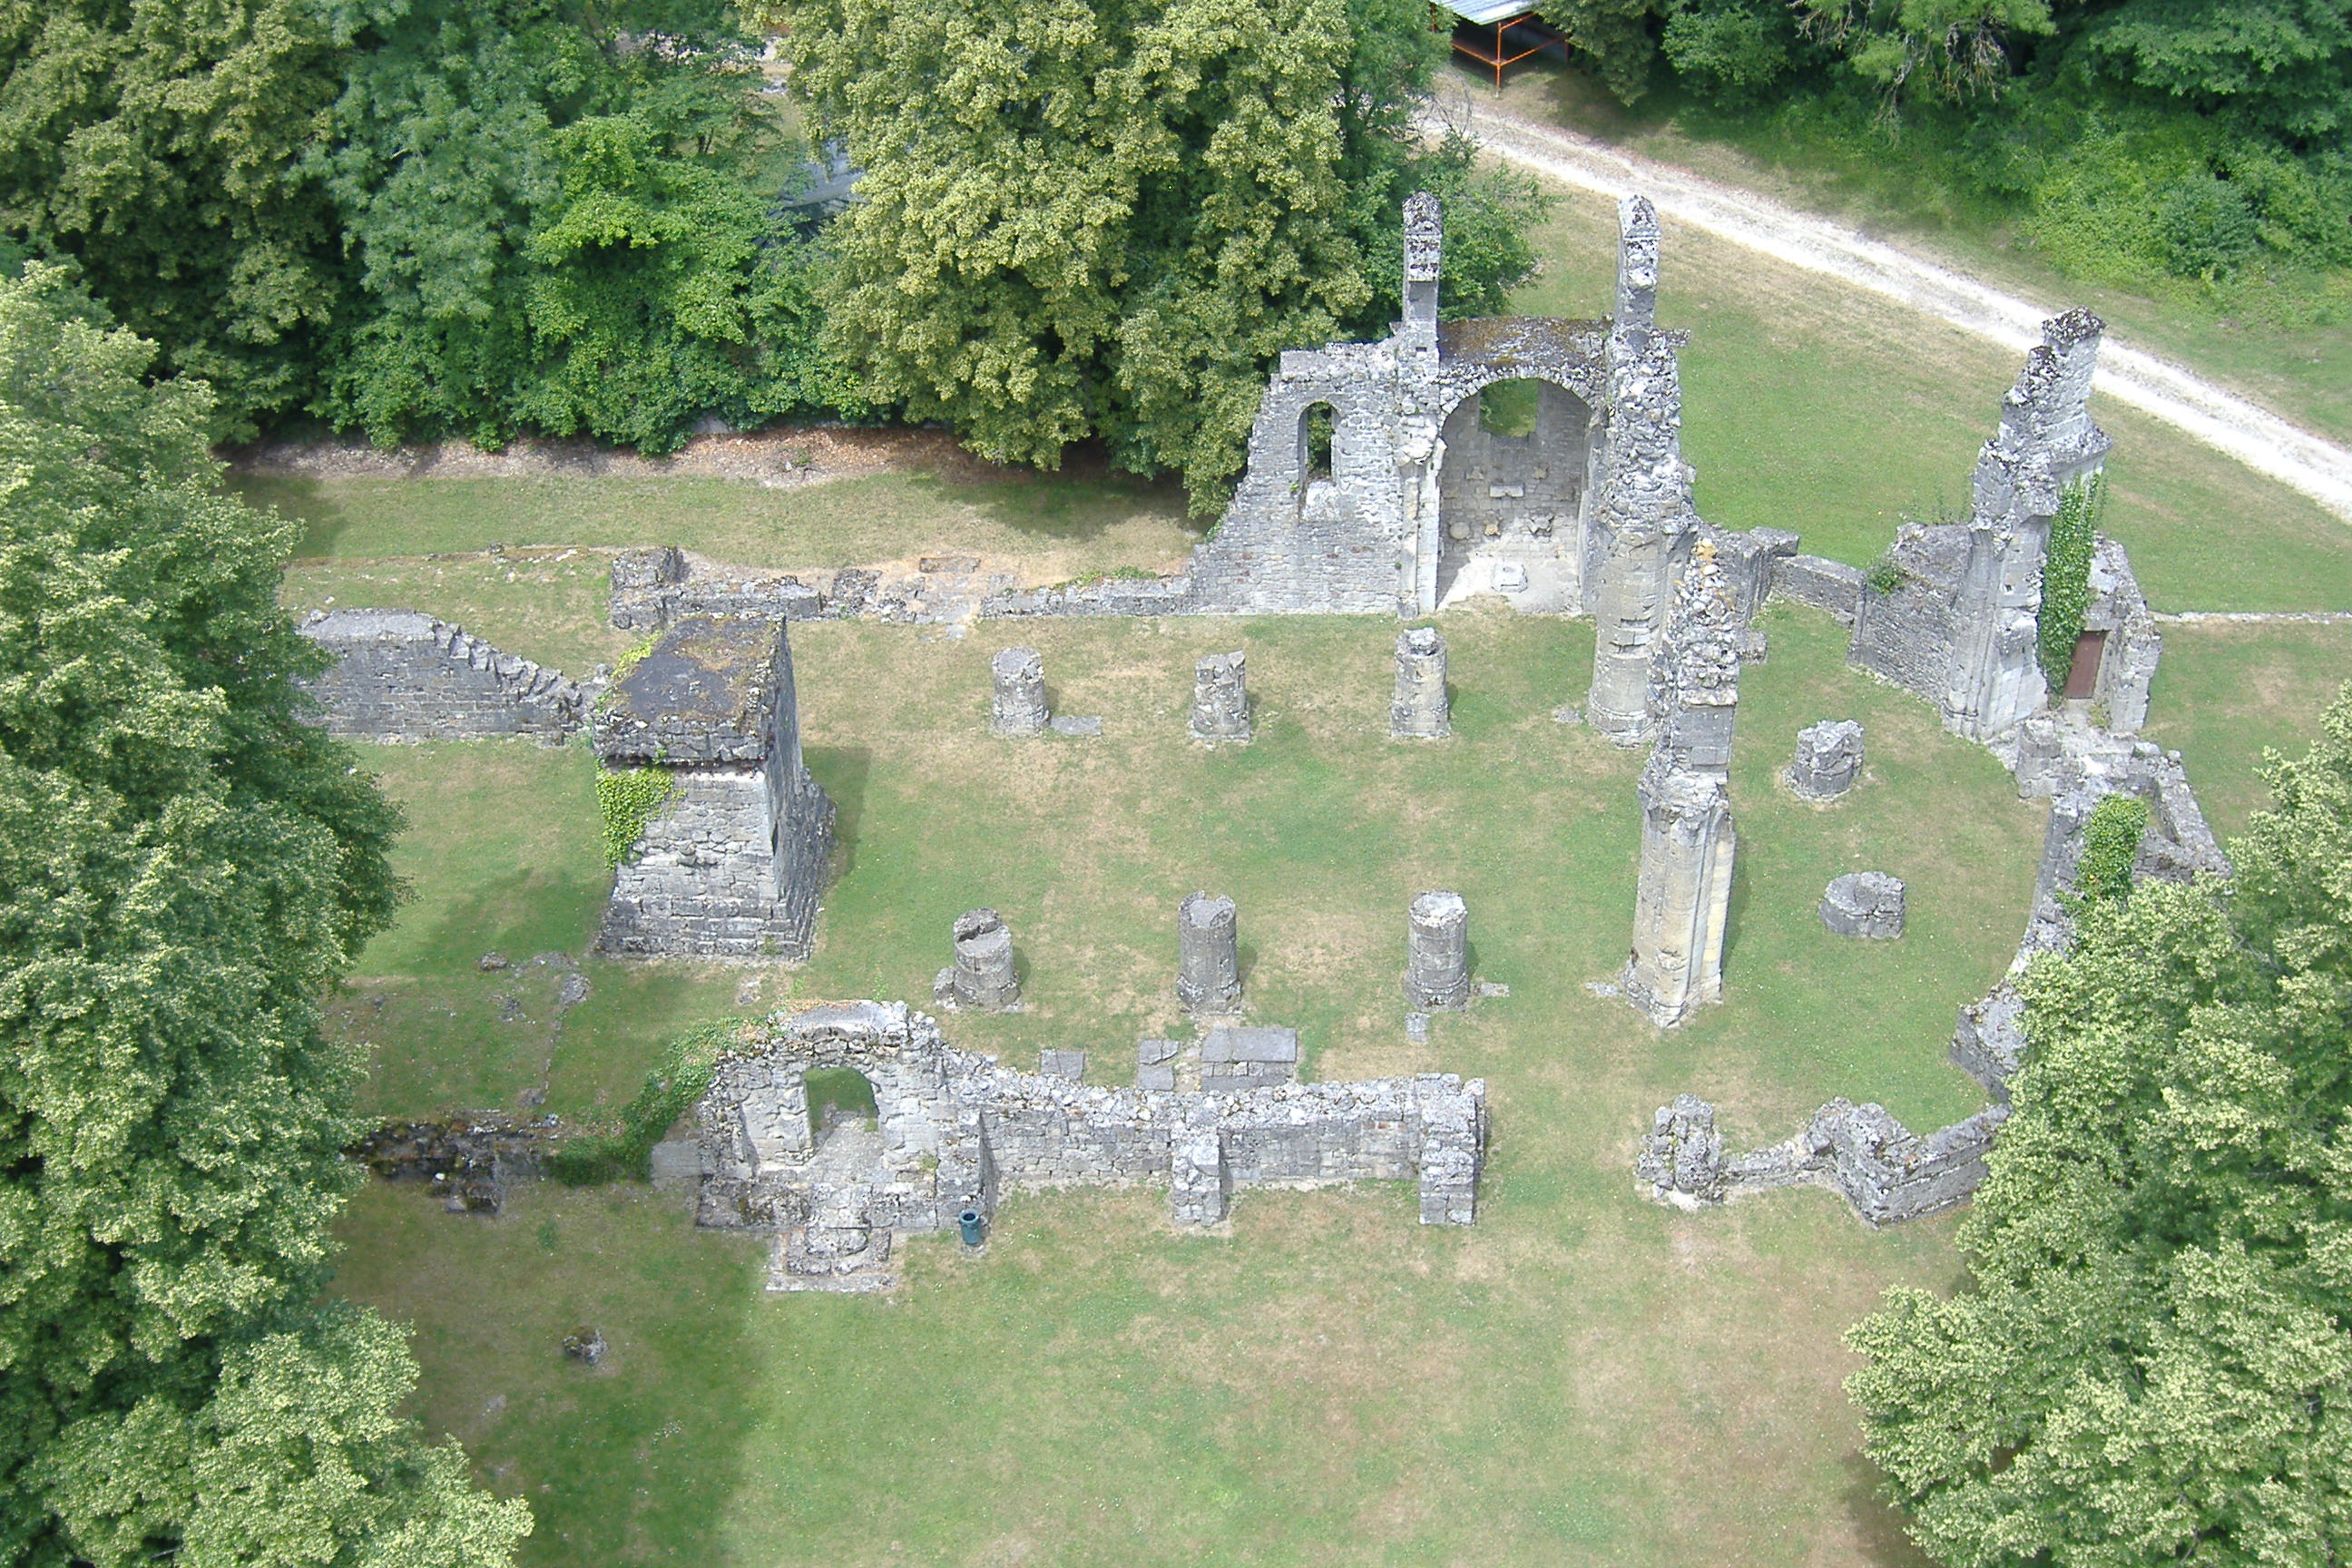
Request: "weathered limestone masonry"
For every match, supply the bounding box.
[1622,544,1740,1025]
[1820,871,1905,939]
[1177,892,1242,1012]
[1847,310,2117,741]
[691,1002,1487,1289]
[1190,652,1251,742]
[1637,1093,2008,1226]
[1405,891,1471,1009]
[1391,628,1450,738]
[934,908,1020,1012]
[595,615,837,960]
[299,608,586,742]
[1788,720,1864,799]
[1584,201,1707,744]
[990,648,1048,736]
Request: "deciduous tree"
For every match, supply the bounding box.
[0,265,527,1567]
[1846,685,2352,1565]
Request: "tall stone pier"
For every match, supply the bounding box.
[1391,628,1450,738]
[1177,892,1241,1012]
[1625,764,1738,1024]
[1584,196,1700,746]
[1623,544,1741,1024]
[1405,891,1470,1009]
[1191,652,1251,742]
[991,648,1047,736]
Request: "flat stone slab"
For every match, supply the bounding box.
[1200,1026,1298,1064]
[1039,1048,1087,1080]
[1049,715,1102,737]
[595,615,788,764]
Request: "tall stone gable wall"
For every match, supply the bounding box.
[298,608,584,742]
[692,1002,1487,1232]
[1848,310,2112,740]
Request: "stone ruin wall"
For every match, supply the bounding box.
[1847,309,2116,742]
[691,1002,1487,1247]
[299,608,586,742]
[595,617,837,962]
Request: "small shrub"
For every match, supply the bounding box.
[2072,793,2150,905]
[596,766,677,867]
[1865,552,1908,595]
[547,1024,733,1184]
[2036,474,2102,691]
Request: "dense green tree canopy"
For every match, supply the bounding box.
[1845,686,2352,1565]
[0,266,527,1566]
[769,0,1549,507]
[0,0,846,451]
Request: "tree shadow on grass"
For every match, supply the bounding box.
[1842,1451,1937,1566]
[902,447,1200,548]
[227,472,354,557]
[805,744,871,878]
[363,861,610,979]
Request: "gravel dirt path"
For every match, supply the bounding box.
[1446,98,2352,524]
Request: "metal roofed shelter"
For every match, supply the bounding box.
[1441,0,1557,87]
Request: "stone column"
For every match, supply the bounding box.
[1176,892,1241,1012]
[1788,720,1864,800]
[1623,762,1736,1026]
[1405,891,1470,1009]
[1190,652,1250,742]
[945,908,1020,1011]
[1390,628,1450,739]
[990,648,1047,736]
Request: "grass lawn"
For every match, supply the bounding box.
[2141,622,2352,839]
[334,602,2037,1564]
[1474,59,2352,450]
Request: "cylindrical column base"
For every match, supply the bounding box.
[1405,890,1470,1009]
[1176,891,1240,1012]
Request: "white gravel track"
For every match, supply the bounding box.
[1444,98,2352,524]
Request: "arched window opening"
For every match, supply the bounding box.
[805,1066,878,1140]
[1478,380,1541,439]
[1299,402,1337,485]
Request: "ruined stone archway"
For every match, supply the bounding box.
[1428,374,1594,611]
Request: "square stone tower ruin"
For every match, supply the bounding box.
[595,615,836,959]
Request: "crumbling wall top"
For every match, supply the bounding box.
[595,614,789,765]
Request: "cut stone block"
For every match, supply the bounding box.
[1821,872,1906,939]
[1788,720,1864,800]
[990,647,1047,736]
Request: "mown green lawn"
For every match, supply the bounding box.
[301,159,2349,1565]
[337,603,2035,1565]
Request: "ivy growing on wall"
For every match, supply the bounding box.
[547,1023,732,1183]
[596,765,677,867]
[2036,473,2104,692]
[2072,792,2150,905]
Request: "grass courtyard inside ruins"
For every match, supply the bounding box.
[335,604,2017,1567]
[294,181,2352,1566]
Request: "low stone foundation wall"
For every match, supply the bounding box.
[1769,554,1865,624]
[692,1002,1487,1259]
[1638,1093,2007,1226]
[299,608,585,742]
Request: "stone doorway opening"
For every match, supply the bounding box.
[2063,629,2107,701]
